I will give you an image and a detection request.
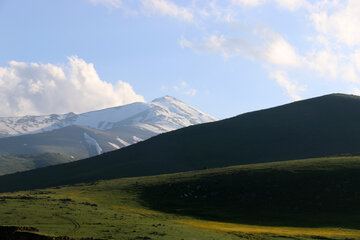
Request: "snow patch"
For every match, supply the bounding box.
[116,137,130,147]
[74,102,150,130]
[132,136,144,143]
[135,123,167,134]
[108,142,120,149]
[83,132,102,155]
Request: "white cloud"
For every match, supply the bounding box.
[306,50,339,79]
[173,81,187,91]
[270,70,305,101]
[342,63,359,83]
[300,0,360,87]
[184,88,198,96]
[180,32,301,67]
[310,0,360,47]
[90,0,122,8]
[142,0,193,22]
[352,87,360,96]
[264,35,302,67]
[0,56,144,117]
[179,34,261,60]
[173,81,197,96]
[179,37,192,49]
[207,2,238,23]
[350,50,360,71]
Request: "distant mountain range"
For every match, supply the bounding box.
[0,96,216,138]
[0,96,217,174]
[3,93,360,192]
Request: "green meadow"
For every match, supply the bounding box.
[2,155,360,239]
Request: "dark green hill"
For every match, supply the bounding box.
[139,156,360,229]
[2,93,360,192]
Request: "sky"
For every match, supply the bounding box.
[1,0,360,119]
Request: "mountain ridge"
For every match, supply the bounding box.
[0,96,217,137]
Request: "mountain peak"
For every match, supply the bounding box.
[151,95,181,103]
[0,95,217,141]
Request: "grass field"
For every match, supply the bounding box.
[2,156,360,239]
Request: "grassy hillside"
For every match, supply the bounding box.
[140,156,360,229]
[2,156,360,239]
[0,153,74,175]
[3,93,360,192]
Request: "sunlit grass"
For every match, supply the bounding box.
[175,219,360,239]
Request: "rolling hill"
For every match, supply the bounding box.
[1,93,360,192]
[2,156,360,239]
[140,156,360,229]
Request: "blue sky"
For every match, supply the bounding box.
[1,0,360,118]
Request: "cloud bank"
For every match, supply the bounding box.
[0,56,144,117]
[72,0,360,101]
[179,31,304,100]
[174,0,360,100]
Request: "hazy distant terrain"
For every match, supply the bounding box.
[0,153,73,175]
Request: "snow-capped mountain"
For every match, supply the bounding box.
[0,96,217,160]
[0,96,216,137]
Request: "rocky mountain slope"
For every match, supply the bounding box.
[0,96,216,138]
[0,96,217,166]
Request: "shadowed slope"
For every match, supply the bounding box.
[139,156,360,229]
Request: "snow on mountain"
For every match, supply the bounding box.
[0,96,217,158]
[132,136,144,143]
[116,137,130,147]
[83,132,103,155]
[73,102,150,130]
[108,142,120,149]
[0,96,217,138]
[0,113,77,137]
